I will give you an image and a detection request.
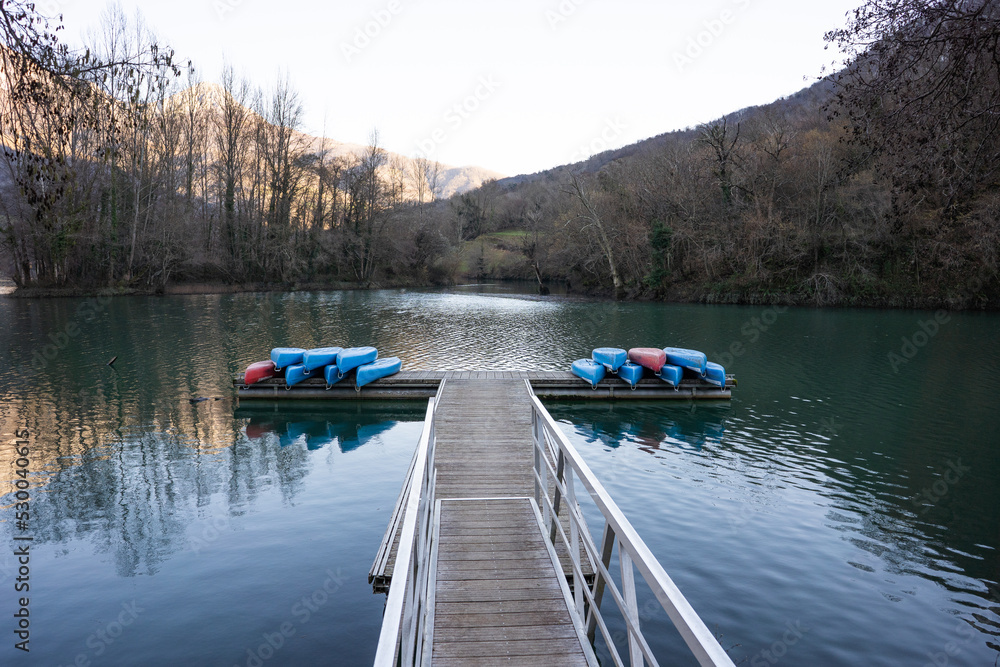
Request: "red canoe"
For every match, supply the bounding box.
[628,348,667,373]
[244,360,278,386]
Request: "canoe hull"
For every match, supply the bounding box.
[337,347,379,375]
[244,360,277,386]
[628,348,666,373]
[704,361,726,388]
[285,363,319,388]
[657,364,683,387]
[572,359,606,388]
[663,347,707,375]
[303,347,344,372]
[592,347,628,373]
[356,357,403,388]
[324,364,345,388]
[618,361,643,388]
[271,347,306,371]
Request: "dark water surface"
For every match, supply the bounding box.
[1,285,997,665]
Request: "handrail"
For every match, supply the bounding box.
[373,379,445,667]
[527,384,735,667]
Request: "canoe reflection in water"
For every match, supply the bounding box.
[235,402,419,452]
[548,401,730,454]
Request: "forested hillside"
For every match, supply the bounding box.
[2,0,998,308]
[0,3,495,292]
[430,1,1000,309]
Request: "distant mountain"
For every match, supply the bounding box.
[175,82,503,199]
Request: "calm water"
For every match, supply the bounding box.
[1,285,998,666]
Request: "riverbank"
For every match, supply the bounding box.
[5,276,998,311]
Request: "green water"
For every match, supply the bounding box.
[0,285,998,665]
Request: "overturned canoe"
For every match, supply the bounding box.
[618,361,643,389]
[324,364,346,389]
[356,357,403,388]
[337,347,378,376]
[271,347,306,371]
[303,347,344,372]
[592,347,628,373]
[657,364,684,387]
[628,348,667,373]
[663,347,707,375]
[572,359,606,388]
[704,361,726,388]
[284,363,319,388]
[244,360,278,386]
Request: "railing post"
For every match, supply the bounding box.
[586,521,616,643]
[621,548,642,667]
[532,406,542,510]
[549,449,565,544]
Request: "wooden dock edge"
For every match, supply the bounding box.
[233,371,734,401]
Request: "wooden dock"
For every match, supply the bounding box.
[384,378,596,665]
[234,370,734,401]
[231,368,738,665]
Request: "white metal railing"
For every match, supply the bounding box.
[373,381,445,667]
[527,381,736,667]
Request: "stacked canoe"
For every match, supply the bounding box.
[571,346,727,390]
[243,346,402,390]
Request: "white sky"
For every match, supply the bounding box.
[49,0,860,176]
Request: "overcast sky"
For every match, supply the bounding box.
[51,0,861,176]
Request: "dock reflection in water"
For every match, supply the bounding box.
[236,402,416,453]
[548,400,730,455]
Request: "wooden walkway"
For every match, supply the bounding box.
[424,379,595,665]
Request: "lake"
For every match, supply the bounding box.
[1,285,997,665]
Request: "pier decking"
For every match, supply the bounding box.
[385,378,595,664]
[234,370,734,401]
[232,368,736,665]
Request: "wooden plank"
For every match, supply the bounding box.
[434,599,576,615]
[434,624,580,642]
[433,656,589,667]
[433,611,576,628]
[433,637,589,658]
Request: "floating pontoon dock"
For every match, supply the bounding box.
[233,370,734,401]
[232,371,736,665]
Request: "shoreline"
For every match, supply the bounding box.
[2,279,997,311]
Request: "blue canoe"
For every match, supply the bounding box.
[324,364,346,388]
[271,347,306,371]
[356,357,402,388]
[663,347,707,375]
[302,347,344,372]
[657,363,684,387]
[337,347,379,376]
[572,359,606,388]
[618,361,643,388]
[285,363,319,388]
[704,361,726,388]
[592,347,628,373]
